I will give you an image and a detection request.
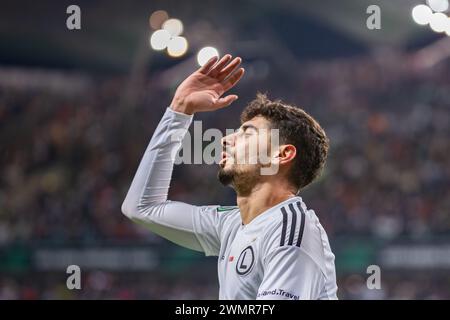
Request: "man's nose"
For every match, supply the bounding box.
[221,134,234,149]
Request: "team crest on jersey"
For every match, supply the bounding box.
[236,245,255,276]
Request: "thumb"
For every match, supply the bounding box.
[213,95,238,109]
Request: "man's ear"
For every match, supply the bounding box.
[277,144,296,165]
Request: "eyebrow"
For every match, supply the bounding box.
[240,124,258,132]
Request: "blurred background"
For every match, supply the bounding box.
[0,0,449,299]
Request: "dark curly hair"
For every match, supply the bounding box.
[240,93,329,191]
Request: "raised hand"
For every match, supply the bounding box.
[170,54,245,115]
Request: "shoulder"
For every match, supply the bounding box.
[260,199,330,267]
[217,205,241,228]
[209,205,241,240]
[199,205,239,216]
[215,205,239,213]
[199,204,241,227]
[261,200,308,250]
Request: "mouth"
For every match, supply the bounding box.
[219,151,231,167]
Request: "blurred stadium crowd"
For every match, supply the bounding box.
[0,50,449,299]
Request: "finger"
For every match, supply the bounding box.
[222,68,245,92]
[213,95,239,109]
[207,54,232,77]
[198,56,219,74]
[217,57,242,81]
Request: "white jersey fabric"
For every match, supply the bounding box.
[122,107,338,300]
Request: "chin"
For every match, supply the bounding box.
[217,166,235,186]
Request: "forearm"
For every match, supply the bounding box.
[120,53,244,253]
[122,107,192,213]
[121,107,206,251]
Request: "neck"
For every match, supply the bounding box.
[236,181,296,225]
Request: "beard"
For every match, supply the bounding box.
[217,163,262,197]
[217,166,234,186]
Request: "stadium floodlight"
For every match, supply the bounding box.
[412,4,433,25]
[167,36,188,57]
[427,0,449,13]
[429,12,448,32]
[197,47,219,66]
[150,29,171,50]
[162,18,184,37]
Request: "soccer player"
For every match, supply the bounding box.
[121,54,338,300]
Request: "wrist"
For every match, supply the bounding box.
[170,96,194,115]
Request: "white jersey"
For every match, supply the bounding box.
[122,107,338,300]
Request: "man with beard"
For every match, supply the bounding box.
[121,54,337,300]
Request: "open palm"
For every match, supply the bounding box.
[171,54,245,114]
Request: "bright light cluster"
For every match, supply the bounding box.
[149,10,188,57]
[148,10,221,65]
[412,1,450,36]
